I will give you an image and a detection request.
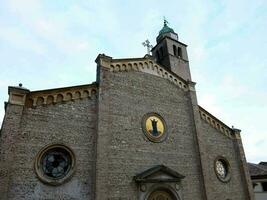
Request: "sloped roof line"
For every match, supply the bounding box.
[28,82,97,95]
[198,105,235,138]
[110,56,188,84]
[248,162,267,177]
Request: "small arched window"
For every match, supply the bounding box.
[178,47,182,58]
[173,45,177,56]
[159,47,163,58]
[156,50,160,61]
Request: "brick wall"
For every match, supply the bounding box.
[0,97,97,200]
[199,121,248,200]
[95,68,204,200]
[0,64,253,200]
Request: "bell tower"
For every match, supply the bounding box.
[151,20,191,81]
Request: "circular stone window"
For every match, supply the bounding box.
[142,113,167,142]
[35,144,75,185]
[214,157,231,182]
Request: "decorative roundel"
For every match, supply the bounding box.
[142,113,167,142]
[35,144,75,185]
[214,157,231,182]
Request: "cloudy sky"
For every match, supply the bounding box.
[0,0,266,163]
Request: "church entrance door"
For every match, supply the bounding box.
[148,190,176,200]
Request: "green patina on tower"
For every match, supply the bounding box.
[159,19,175,36]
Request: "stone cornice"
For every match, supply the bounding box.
[25,83,97,108]
[96,54,189,91]
[198,105,235,139]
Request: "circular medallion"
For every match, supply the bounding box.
[35,144,75,185]
[214,157,231,182]
[142,113,167,142]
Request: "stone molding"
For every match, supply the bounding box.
[25,83,97,108]
[96,55,189,91]
[198,106,235,139]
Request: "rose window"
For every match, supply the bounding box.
[42,148,71,179]
[35,144,75,185]
[214,157,231,182]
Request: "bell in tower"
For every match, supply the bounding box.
[151,19,192,81]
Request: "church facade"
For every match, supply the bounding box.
[0,22,254,200]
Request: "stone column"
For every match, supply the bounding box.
[232,129,255,200]
[187,81,208,200]
[94,54,112,200]
[0,86,29,199]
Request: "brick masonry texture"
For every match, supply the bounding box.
[0,64,254,200]
[0,97,97,200]
[199,121,247,200]
[95,69,204,200]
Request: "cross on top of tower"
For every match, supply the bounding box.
[142,39,153,55]
[163,16,168,26]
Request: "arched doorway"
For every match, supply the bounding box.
[148,189,176,200]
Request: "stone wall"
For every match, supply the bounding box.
[199,120,248,200]
[0,104,25,200]
[0,96,97,200]
[95,68,204,200]
[0,56,254,200]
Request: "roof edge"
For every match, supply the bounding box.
[198,105,236,138]
[29,82,97,95]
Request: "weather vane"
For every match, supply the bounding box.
[163,16,168,26]
[142,39,153,55]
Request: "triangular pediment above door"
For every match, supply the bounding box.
[134,165,185,183]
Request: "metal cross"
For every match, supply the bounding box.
[164,16,168,26]
[142,39,153,55]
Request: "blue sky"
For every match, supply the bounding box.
[0,0,266,163]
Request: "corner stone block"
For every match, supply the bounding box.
[8,86,30,106]
[95,54,112,68]
[232,128,242,139]
[187,80,196,92]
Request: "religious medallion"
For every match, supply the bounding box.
[142,113,167,142]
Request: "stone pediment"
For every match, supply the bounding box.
[134,165,185,183]
[95,54,189,91]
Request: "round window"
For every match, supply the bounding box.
[35,144,75,185]
[214,157,231,182]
